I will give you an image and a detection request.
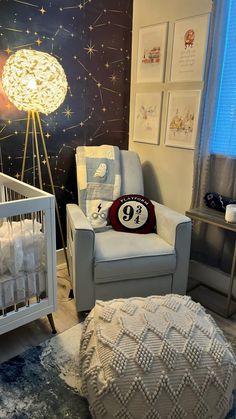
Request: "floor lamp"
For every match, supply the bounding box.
[2,49,70,289]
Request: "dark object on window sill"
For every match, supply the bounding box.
[204,192,236,212]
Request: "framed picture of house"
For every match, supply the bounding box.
[165,90,201,149]
[137,22,168,83]
[133,92,163,144]
[170,14,210,82]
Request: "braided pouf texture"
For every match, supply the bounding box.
[78,295,236,419]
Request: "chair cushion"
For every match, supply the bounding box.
[94,229,176,283]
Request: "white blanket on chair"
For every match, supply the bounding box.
[76,145,121,230]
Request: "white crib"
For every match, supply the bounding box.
[0,173,57,335]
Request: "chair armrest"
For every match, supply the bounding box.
[152,201,191,246]
[152,201,192,295]
[67,203,94,232]
[66,204,95,311]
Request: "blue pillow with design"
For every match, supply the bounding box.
[204,192,236,212]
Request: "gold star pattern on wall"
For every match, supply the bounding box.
[0,0,132,247]
[62,106,74,119]
[84,40,97,58]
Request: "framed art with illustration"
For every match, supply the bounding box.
[171,14,210,81]
[165,90,201,149]
[133,92,163,144]
[137,22,168,83]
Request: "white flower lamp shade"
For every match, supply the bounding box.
[1,49,69,271]
[2,49,68,115]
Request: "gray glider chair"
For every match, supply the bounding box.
[66,150,191,312]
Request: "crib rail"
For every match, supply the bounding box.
[0,172,50,199]
[0,173,57,335]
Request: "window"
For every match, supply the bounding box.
[210,0,236,157]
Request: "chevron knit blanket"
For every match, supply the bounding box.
[76,145,121,231]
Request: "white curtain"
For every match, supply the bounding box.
[191,0,236,274]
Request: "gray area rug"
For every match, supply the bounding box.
[0,322,235,419]
[0,324,91,419]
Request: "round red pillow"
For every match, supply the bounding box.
[108,194,156,234]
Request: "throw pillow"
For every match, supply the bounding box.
[108,194,156,233]
[204,192,236,212]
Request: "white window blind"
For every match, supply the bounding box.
[210,0,236,157]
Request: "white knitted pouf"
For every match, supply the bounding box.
[78,295,236,419]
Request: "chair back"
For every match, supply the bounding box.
[120,150,144,195]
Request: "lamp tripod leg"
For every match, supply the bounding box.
[32,111,43,190]
[35,112,70,275]
[21,111,31,182]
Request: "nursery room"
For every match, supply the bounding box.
[0,0,235,418]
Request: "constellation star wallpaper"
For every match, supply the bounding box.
[0,0,132,247]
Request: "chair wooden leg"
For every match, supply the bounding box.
[47,313,57,334]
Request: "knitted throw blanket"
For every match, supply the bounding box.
[76,145,121,230]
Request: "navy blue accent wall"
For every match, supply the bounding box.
[0,0,132,247]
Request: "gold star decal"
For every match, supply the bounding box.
[62,106,74,119]
[40,7,46,15]
[36,37,42,46]
[15,172,20,179]
[97,82,102,88]
[79,121,84,127]
[45,132,51,139]
[5,47,12,55]
[42,159,46,165]
[109,73,119,84]
[84,41,97,59]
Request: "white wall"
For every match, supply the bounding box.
[129,0,212,214]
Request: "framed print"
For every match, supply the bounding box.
[165,90,201,149]
[137,23,168,83]
[171,14,210,81]
[133,92,162,144]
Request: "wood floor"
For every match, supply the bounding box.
[0,267,236,364]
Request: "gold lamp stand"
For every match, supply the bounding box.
[21,110,70,274]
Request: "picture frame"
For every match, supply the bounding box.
[170,14,210,82]
[133,92,162,144]
[137,22,168,83]
[165,90,201,149]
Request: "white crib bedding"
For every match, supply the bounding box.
[0,219,45,275]
[0,220,46,309]
[0,270,46,309]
